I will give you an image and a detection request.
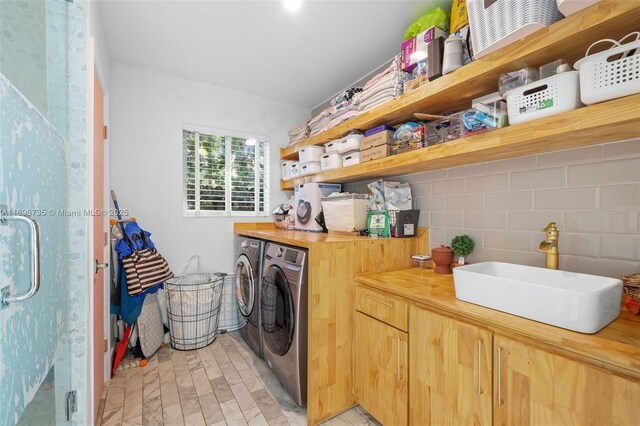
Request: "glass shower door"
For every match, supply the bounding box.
[0,1,79,425]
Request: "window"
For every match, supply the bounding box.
[183,124,269,216]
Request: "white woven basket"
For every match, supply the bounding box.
[468,0,563,59]
[557,0,598,17]
[505,71,583,125]
[574,40,640,105]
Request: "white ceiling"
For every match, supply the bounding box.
[98,0,450,109]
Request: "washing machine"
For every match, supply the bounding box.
[261,242,308,407]
[235,237,265,358]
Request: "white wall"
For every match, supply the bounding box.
[89,1,110,92]
[110,63,309,273]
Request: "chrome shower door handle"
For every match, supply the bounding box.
[1,213,41,307]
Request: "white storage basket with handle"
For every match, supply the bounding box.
[504,71,583,125]
[298,146,325,164]
[468,0,563,59]
[556,0,598,17]
[321,152,342,171]
[281,161,291,181]
[574,38,640,105]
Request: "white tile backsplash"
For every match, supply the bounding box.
[466,173,509,194]
[464,211,507,230]
[565,210,638,234]
[347,140,640,278]
[447,193,483,211]
[415,195,446,212]
[567,157,640,187]
[432,178,466,195]
[602,138,640,160]
[511,166,566,190]
[599,183,640,209]
[598,234,640,261]
[534,187,597,210]
[486,154,536,174]
[507,210,563,231]
[536,145,602,167]
[485,191,533,211]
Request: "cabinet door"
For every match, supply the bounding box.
[409,307,493,425]
[354,311,408,426]
[494,335,640,426]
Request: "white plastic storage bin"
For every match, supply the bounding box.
[300,162,321,176]
[574,40,640,105]
[289,161,301,179]
[321,152,342,171]
[281,161,291,181]
[468,0,563,59]
[324,139,341,154]
[321,194,370,232]
[505,71,583,125]
[337,134,364,154]
[341,151,361,167]
[298,146,325,164]
[557,0,598,17]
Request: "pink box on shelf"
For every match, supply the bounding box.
[401,26,448,71]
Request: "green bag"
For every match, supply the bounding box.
[404,7,450,41]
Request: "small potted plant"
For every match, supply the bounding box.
[451,234,475,265]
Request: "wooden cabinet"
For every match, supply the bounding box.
[494,335,640,426]
[354,311,408,426]
[410,306,493,425]
[355,285,408,331]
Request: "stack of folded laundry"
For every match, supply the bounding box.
[309,108,332,137]
[288,123,310,145]
[326,99,361,130]
[354,57,409,113]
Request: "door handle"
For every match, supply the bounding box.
[497,346,504,406]
[477,339,483,395]
[1,211,41,307]
[94,259,109,274]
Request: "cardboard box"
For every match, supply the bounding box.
[361,144,392,162]
[360,130,394,151]
[401,26,448,71]
[294,183,342,232]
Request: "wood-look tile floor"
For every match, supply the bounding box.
[96,331,381,426]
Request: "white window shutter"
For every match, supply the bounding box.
[183,125,269,217]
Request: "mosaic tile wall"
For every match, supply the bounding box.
[65,0,89,424]
[0,74,71,425]
[0,0,89,424]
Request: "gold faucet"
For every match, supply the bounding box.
[538,222,559,270]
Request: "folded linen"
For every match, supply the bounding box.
[359,95,395,112]
[326,110,361,130]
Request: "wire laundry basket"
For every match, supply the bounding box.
[165,258,224,350]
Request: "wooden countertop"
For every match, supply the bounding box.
[355,268,640,379]
[234,222,427,248]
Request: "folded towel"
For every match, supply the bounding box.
[359,95,395,112]
[326,110,361,130]
[358,88,396,108]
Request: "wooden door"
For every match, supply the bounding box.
[93,68,106,421]
[494,335,640,425]
[409,306,493,425]
[354,312,408,426]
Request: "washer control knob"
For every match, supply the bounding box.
[277,247,284,257]
[241,241,249,250]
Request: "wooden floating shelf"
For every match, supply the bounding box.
[280,94,640,191]
[280,0,640,161]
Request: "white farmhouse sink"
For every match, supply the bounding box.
[452,262,623,334]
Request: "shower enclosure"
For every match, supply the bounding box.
[0,1,89,425]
